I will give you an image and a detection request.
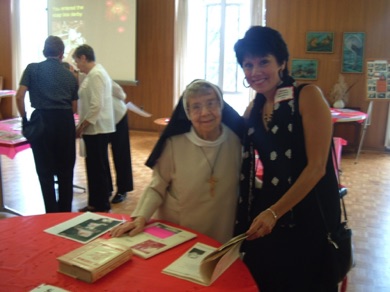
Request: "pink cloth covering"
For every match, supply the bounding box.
[0,118,29,159]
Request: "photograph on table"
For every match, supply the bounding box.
[306,31,334,53]
[342,32,365,73]
[291,59,318,80]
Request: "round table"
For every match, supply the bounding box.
[0,213,259,292]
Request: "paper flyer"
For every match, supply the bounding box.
[126,102,152,117]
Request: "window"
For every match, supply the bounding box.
[186,0,258,115]
[12,0,48,116]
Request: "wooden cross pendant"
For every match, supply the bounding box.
[208,176,218,197]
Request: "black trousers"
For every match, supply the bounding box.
[83,133,111,211]
[243,224,338,292]
[108,113,134,194]
[30,109,75,213]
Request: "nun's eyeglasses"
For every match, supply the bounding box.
[188,99,220,114]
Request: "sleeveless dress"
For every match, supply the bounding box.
[237,81,341,292]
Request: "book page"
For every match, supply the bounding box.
[162,233,247,286]
[126,102,152,117]
[108,222,197,258]
[67,241,128,270]
[162,242,216,285]
[29,284,70,292]
[45,212,123,244]
[200,239,243,284]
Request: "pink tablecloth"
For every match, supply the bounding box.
[331,108,368,123]
[0,118,29,159]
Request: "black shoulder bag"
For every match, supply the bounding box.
[317,142,355,285]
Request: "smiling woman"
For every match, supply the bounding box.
[110,79,244,244]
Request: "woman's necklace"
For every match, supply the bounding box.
[263,101,274,127]
[263,112,273,123]
[199,144,223,197]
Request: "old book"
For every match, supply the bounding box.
[108,222,197,259]
[162,233,247,286]
[57,238,133,283]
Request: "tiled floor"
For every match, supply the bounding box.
[1,131,390,291]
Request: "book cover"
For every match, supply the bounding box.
[45,212,124,244]
[57,238,133,283]
[162,233,247,286]
[108,222,197,259]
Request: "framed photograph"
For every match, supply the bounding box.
[291,59,318,80]
[342,32,365,73]
[306,32,334,53]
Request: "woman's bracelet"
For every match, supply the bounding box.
[266,208,278,221]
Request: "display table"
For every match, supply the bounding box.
[330,108,368,123]
[0,90,16,120]
[0,213,259,292]
[331,108,368,159]
[0,118,29,215]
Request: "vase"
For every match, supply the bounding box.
[333,99,345,109]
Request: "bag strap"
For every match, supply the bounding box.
[315,140,349,239]
[331,139,349,222]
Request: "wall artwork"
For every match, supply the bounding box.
[342,32,365,73]
[306,32,334,53]
[291,59,318,80]
[366,59,390,100]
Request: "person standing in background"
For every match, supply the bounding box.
[62,61,134,204]
[15,36,79,213]
[73,44,115,213]
[109,81,134,204]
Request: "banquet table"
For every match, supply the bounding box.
[330,107,368,162]
[0,213,259,292]
[0,90,16,120]
[0,118,29,215]
[330,107,368,123]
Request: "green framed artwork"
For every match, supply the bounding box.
[291,59,318,80]
[342,32,365,73]
[306,32,334,53]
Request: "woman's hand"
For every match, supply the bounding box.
[110,217,146,237]
[246,209,277,240]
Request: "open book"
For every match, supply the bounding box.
[108,222,197,259]
[162,233,247,286]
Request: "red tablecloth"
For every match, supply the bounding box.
[0,213,258,292]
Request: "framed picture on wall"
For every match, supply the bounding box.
[306,32,334,53]
[291,59,318,80]
[342,32,365,73]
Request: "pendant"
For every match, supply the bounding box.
[208,176,218,197]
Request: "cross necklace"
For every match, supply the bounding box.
[199,144,223,197]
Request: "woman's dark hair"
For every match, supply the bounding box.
[43,36,65,58]
[234,26,290,80]
[72,44,96,62]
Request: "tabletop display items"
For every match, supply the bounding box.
[57,238,133,283]
[162,233,247,286]
[109,222,197,259]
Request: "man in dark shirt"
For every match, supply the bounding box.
[15,36,79,213]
